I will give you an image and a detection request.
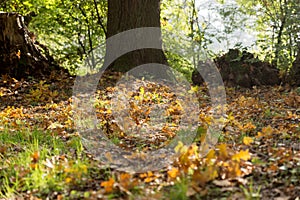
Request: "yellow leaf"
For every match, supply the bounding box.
[206,149,215,163]
[232,149,251,162]
[65,177,72,183]
[167,167,179,179]
[256,131,263,138]
[143,171,154,183]
[175,141,184,153]
[217,143,228,159]
[243,136,253,145]
[228,114,235,121]
[189,85,199,93]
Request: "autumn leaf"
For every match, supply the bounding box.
[262,125,275,135]
[243,122,256,130]
[119,173,136,190]
[167,167,179,179]
[256,131,263,138]
[101,178,115,193]
[217,143,228,159]
[227,162,242,177]
[232,149,251,162]
[144,171,154,183]
[205,149,216,164]
[31,151,40,163]
[65,177,72,183]
[174,141,184,153]
[243,136,253,145]
[192,165,218,186]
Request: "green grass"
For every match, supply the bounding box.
[0,128,92,199]
[164,178,189,200]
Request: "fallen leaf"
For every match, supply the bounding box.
[167,167,179,179]
[243,136,253,145]
[232,149,251,162]
[101,178,115,193]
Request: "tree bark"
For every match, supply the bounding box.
[105,0,170,78]
[289,47,300,86]
[0,12,58,78]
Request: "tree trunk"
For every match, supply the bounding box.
[0,12,58,79]
[105,0,170,78]
[289,47,300,86]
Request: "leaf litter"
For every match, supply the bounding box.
[0,72,299,199]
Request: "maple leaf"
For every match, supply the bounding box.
[101,177,115,193]
[232,149,251,162]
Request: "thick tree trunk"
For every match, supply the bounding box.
[289,47,300,86]
[105,0,170,78]
[0,12,58,78]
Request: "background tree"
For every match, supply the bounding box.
[237,0,300,73]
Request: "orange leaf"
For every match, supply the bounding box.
[167,167,179,179]
[119,173,134,190]
[144,171,154,183]
[243,122,256,130]
[101,178,115,193]
[31,151,40,163]
[255,131,263,138]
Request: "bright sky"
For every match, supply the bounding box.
[195,0,257,52]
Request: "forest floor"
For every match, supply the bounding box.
[0,71,299,200]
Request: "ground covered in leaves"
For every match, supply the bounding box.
[0,72,300,200]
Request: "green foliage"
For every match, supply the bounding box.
[1,0,299,79]
[0,0,107,74]
[167,178,189,200]
[237,0,300,71]
[161,0,214,75]
[165,51,193,82]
